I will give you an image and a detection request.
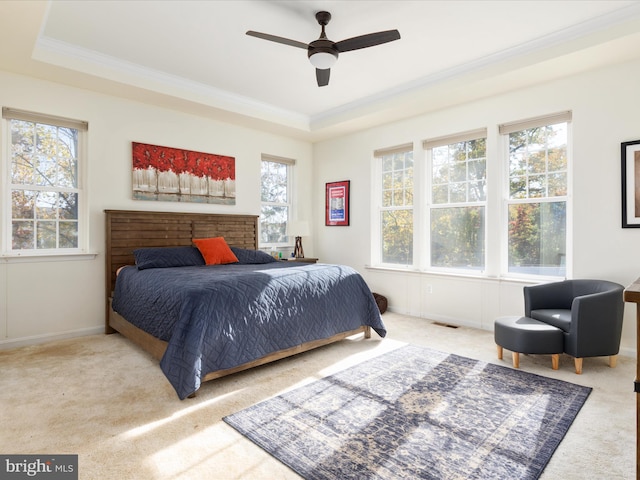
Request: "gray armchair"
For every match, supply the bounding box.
[524,279,624,374]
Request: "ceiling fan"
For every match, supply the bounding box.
[246,11,400,87]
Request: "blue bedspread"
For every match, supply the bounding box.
[112,262,386,399]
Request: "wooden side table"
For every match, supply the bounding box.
[623,277,640,478]
[281,257,318,264]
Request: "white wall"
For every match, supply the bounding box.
[0,70,313,348]
[313,58,640,355]
[3,58,640,356]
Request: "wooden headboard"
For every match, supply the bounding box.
[105,209,259,299]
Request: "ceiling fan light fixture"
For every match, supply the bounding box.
[309,51,337,70]
[247,10,399,87]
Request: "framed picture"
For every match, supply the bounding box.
[325,180,350,226]
[131,142,235,205]
[622,140,640,227]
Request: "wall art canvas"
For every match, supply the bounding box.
[132,142,235,204]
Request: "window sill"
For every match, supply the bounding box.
[366,264,487,280]
[0,252,98,264]
[365,264,562,284]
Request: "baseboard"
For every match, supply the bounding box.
[619,345,636,359]
[386,307,638,359]
[4,315,637,360]
[0,326,104,350]
[390,308,480,330]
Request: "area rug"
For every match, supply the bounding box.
[223,345,592,480]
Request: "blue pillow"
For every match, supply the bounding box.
[230,247,278,264]
[134,246,205,269]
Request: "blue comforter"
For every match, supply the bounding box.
[112,262,386,399]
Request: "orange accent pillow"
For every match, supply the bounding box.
[192,237,239,265]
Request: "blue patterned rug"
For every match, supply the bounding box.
[223,345,591,479]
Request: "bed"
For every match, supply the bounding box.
[105,210,386,399]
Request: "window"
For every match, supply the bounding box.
[375,144,413,266]
[260,155,294,246]
[372,112,571,279]
[424,129,487,271]
[3,108,87,254]
[501,112,570,277]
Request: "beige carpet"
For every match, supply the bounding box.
[0,312,634,479]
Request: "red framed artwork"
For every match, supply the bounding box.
[325,180,350,226]
[132,142,235,205]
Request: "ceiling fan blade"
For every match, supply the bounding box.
[316,68,330,87]
[246,31,309,50]
[335,30,401,53]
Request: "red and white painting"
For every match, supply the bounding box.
[132,142,235,205]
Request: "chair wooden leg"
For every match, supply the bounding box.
[512,352,520,369]
[497,345,503,360]
[610,355,618,368]
[574,357,583,374]
[551,354,559,370]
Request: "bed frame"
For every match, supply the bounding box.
[104,209,370,387]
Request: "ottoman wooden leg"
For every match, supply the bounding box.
[551,354,559,370]
[512,352,520,368]
[610,355,618,368]
[574,357,583,374]
[494,316,563,372]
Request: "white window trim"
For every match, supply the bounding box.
[372,143,416,268]
[371,113,572,281]
[424,129,488,275]
[260,154,295,249]
[1,108,89,257]
[499,116,572,281]
[498,111,572,135]
[0,252,97,263]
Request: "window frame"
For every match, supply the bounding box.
[499,112,572,280]
[372,143,415,268]
[371,112,572,280]
[1,108,88,257]
[424,129,488,274]
[259,154,294,249]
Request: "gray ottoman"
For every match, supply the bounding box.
[494,316,564,370]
